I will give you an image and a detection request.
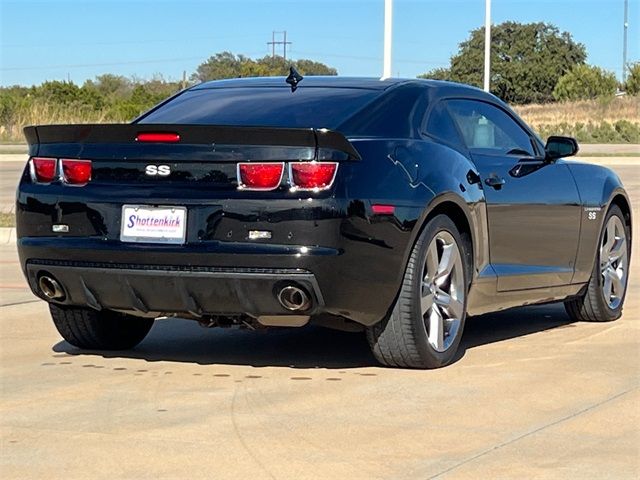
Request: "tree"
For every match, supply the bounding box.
[624,63,640,95]
[83,74,131,100]
[35,80,105,110]
[192,51,337,82]
[418,22,587,104]
[292,59,337,76]
[417,67,451,81]
[553,65,618,101]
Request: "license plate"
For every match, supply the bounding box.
[120,205,187,244]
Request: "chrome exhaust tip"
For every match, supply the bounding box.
[277,285,311,312]
[38,275,65,300]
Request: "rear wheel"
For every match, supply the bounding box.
[367,215,469,368]
[565,205,630,322]
[50,305,154,350]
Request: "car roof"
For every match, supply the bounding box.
[192,76,408,90]
[191,76,486,95]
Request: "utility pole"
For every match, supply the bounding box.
[382,0,393,79]
[267,31,292,60]
[271,31,275,58]
[483,0,492,92]
[623,0,629,84]
[284,31,288,61]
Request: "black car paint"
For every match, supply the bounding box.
[16,77,631,325]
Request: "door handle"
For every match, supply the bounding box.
[484,175,506,189]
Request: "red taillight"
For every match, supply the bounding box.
[238,163,284,190]
[136,132,180,143]
[289,162,338,191]
[61,159,92,185]
[31,157,57,183]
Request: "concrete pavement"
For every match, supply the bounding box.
[0,161,638,479]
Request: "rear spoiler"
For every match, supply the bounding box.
[23,124,361,161]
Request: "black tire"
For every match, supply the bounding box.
[565,205,630,322]
[50,304,154,350]
[366,214,470,369]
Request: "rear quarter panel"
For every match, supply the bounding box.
[346,138,487,306]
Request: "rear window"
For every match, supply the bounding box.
[137,87,381,129]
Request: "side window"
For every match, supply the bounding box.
[447,99,535,156]
[425,101,465,151]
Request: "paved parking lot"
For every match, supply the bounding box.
[0,159,638,479]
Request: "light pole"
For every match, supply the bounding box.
[383,0,393,79]
[623,0,629,84]
[483,0,492,92]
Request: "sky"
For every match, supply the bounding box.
[0,0,638,87]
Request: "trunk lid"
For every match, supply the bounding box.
[24,124,360,188]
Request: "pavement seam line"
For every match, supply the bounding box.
[426,385,640,479]
[0,299,40,308]
[230,382,278,480]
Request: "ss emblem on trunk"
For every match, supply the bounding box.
[145,165,171,176]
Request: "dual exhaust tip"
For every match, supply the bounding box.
[277,285,311,312]
[38,275,65,300]
[37,275,312,312]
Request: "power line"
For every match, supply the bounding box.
[267,31,292,61]
[1,34,264,49]
[0,52,268,72]
[0,57,204,72]
[294,50,448,66]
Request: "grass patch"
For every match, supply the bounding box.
[576,152,640,157]
[0,213,15,228]
[532,120,640,144]
[514,96,639,125]
[0,148,28,154]
[514,96,640,144]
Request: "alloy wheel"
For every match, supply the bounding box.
[600,215,628,310]
[421,231,465,352]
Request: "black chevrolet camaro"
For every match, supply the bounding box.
[16,75,632,368]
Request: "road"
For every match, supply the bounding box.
[0,160,638,479]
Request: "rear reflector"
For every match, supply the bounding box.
[237,163,284,190]
[61,159,92,185]
[371,204,395,215]
[136,132,180,143]
[289,162,338,191]
[31,157,57,183]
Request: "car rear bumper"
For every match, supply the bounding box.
[25,259,324,318]
[18,236,399,325]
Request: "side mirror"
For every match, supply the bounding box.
[545,136,579,161]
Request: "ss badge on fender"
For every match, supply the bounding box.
[584,206,601,220]
[145,164,171,176]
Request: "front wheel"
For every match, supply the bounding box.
[50,305,154,350]
[565,205,630,322]
[367,214,469,368]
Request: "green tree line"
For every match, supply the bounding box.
[419,22,639,103]
[1,30,638,143]
[0,52,337,141]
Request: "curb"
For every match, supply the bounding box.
[0,228,16,245]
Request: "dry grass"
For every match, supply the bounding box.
[0,103,119,143]
[0,213,15,228]
[2,96,639,144]
[513,96,640,143]
[514,96,639,126]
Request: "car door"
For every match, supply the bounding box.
[445,98,581,291]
